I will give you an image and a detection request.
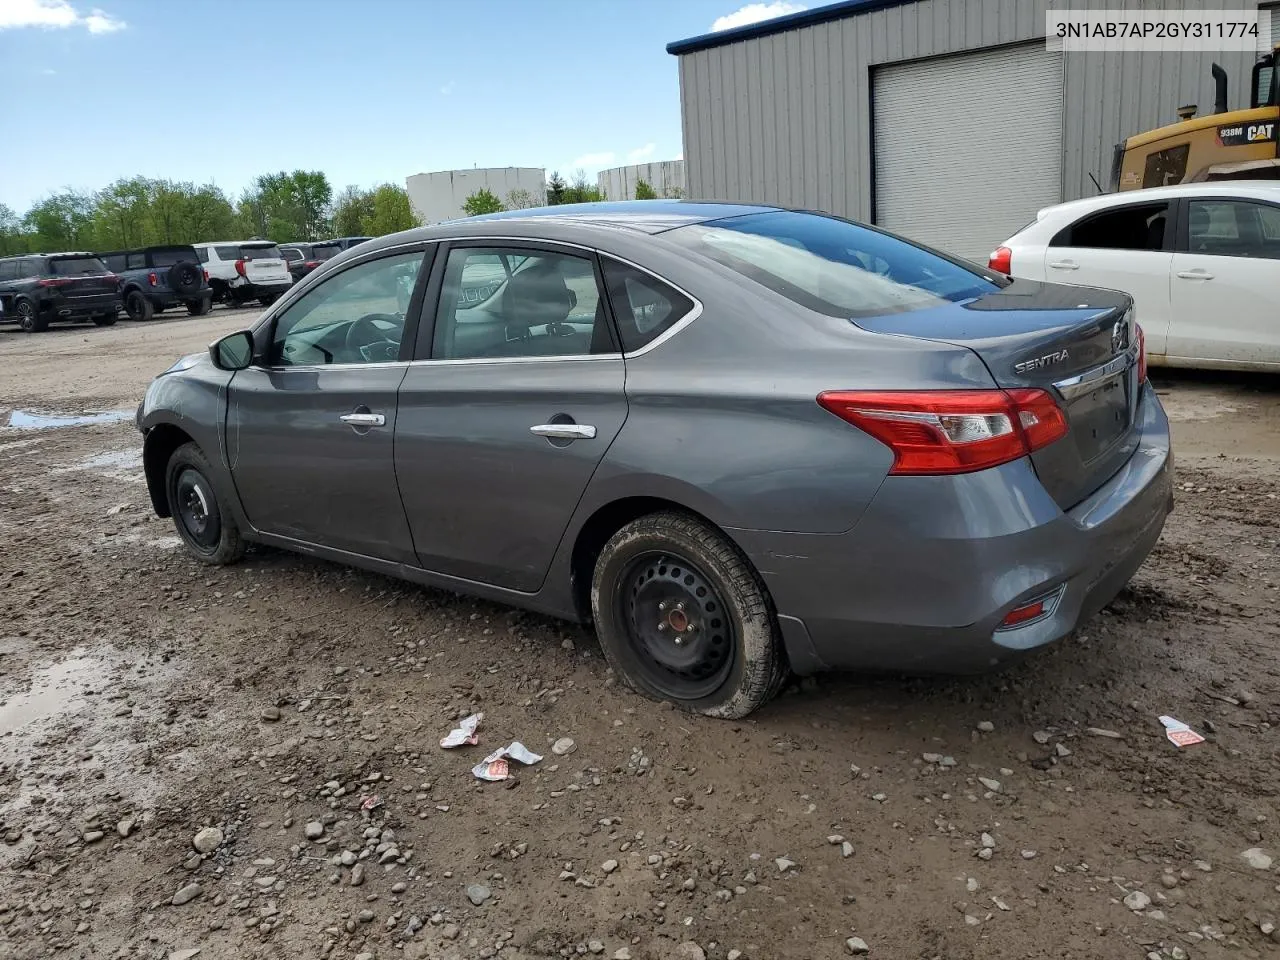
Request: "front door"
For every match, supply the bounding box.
[1168,197,1280,365]
[226,246,430,562]
[395,242,627,591]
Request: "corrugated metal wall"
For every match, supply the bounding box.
[597,161,687,200]
[676,0,1264,218]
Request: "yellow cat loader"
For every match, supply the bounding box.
[1112,47,1280,190]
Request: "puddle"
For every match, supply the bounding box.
[7,409,132,430]
[0,650,102,736]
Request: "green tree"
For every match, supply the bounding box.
[0,203,26,256]
[364,184,417,235]
[633,179,657,200]
[462,188,504,217]
[562,170,604,205]
[182,186,238,242]
[23,191,95,251]
[332,185,375,237]
[504,188,542,210]
[546,171,567,205]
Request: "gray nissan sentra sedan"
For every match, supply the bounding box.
[137,201,1173,718]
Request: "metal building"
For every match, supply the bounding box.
[597,160,687,200]
[406,167,546,224]
[668,0,1277,258]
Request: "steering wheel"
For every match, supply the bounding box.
[344,313,401,363]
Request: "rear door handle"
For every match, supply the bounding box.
[530,423,596,440]
[340,413,386,427]
[1176,270,1213,280]
[1047,260,1079,271]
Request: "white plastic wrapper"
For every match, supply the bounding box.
[472,742,543,781]
[1159,715,1205,748]
[440,713,482,749]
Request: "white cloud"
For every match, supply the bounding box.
[0,0,125,33]
[570,151,616,169]
[626,143,657,162]
[439,80,455,96]
[41,67,57,74]
[711,1,805,32]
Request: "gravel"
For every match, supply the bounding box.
[1241,848,1273,870]
[846,936,870,954]
[192,827,223,854]
[171,884,202,906]
[1123,890,1152,911]
[551,737,577,756]
[467,882,492,905]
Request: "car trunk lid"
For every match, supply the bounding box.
[853,279,1142,510]
[239,244,289,283]
[46,256,119,298]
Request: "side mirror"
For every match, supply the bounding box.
[210,330,254,371]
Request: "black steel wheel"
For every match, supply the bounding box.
[164,442,245,565]
[591,511,787,718]
[616,551,736,701]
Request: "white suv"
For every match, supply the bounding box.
[193,241,293,307]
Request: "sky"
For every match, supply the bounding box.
[0,0,810,214]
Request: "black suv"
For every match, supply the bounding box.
[0,253,122,333]
[99,246,213,321]
[280,241,343,282]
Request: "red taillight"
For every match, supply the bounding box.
[203,269,209,282]
[987,246,1012,274]
[304,260,320,268]
[1136,323,1147,383]
[235,259,247,277]
[36,277,72,287]
[816,389,1069,475]
[148,272,158,286]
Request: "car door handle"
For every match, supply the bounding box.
[1176,270,1213,280]
[340,413,386,427]
[1047,260,1079,271]
[530,423,596,440]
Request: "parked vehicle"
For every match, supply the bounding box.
[138,202,1172,718]
[992,180,1280,371]
[0,253,121,332]
[326,236,372,251]
[192,241,292,306]
[280,241,343,282]
[100,245,213,321]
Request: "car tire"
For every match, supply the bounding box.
[186,297,212,317]
[166,261,203,296]
[590,511,787,719]
[126,291,154,322]
[15,299,47,333]
[164,442,246,566]
[92,312,118,327]
[259,293,278,307]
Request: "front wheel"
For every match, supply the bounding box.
[590,511,787,719]
[258,293,279,306]
[164,442,246,565]
[92,312,118,327]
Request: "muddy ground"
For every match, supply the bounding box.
[1,312,1278,960]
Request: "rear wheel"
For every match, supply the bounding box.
[590,511,786,719]
[259,293,279,306]
[15,299,47,333]
[164,442,245,565]
[92,312,117,327]
[186,297,211,316]
[125,291,154,322]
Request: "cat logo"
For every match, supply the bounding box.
[1248,123,1276,142]
[1217,122,1277,147]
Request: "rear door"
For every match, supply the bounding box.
[1041,199,1173,357]
[1168,196,1280,366]
[394,241,627,591]
[226,245,431,561]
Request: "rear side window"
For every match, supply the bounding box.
[195,247,211,263]
[126,252,147,269]
[102,254,126,272]
[314,244,342,260]
[0,260,18,282]
[667,211,999,318]
[281,247,303,262]
[150,248,196,267]
[214,245,239,260]
[602,259,694,352]
[1052,202,1169,250]
[49,256,108,275]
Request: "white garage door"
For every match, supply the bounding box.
[874,44,1063,262]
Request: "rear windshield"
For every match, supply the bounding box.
[667,211,1000,318]
[48,256,109,276]
[313,244,342,260]
[241,244,282,260]
[149,248,197,267]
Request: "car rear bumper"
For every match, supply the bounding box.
[731,382,1174,675]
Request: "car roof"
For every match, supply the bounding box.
[193,240,280,247]
[1034,181,1280,222]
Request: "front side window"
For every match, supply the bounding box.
[102,254,126,272]
[602,259,694,352]
[270,250,425,366]
[432,246,610,359]
[0,261,18,282]
[1052,201,1169,251]
[1188,199,1280,259]
[667,211,999,318]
